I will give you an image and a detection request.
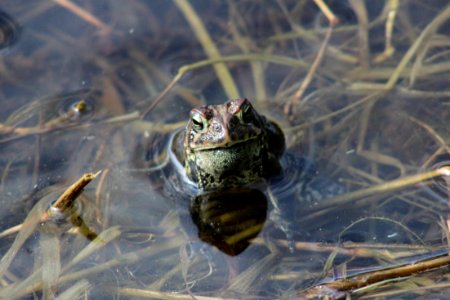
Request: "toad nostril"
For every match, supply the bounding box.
[213,123,221,132]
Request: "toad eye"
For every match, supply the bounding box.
[191,111,205,131]
[238,102,253,124]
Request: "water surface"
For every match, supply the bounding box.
[0,1,449,299]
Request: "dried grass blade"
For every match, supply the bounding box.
[314,167,450,210]
[55,279,90,300]
[228,253,279,293]
[174,0,239,99]
[41,232,61,300]
[63,226,121,271]
[0,194,51,278]
[386,4,450,88]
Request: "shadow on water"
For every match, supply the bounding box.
[0,1,449,298]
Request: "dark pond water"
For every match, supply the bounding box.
[0,1,449,299]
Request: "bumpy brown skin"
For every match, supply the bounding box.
[171,98,285,191]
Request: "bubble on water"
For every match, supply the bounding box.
[58,97,96,122]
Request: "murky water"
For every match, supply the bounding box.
[0,1,450,299]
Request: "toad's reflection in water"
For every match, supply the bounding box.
[189,188,267,256]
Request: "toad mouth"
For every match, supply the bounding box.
[194,135,260,151]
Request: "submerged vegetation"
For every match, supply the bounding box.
[0,0,449,298]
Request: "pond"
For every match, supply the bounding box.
[0,1,450,299]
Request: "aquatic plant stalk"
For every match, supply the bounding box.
[48,171,100,212]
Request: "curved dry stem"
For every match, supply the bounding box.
[140,54,308,118]
[305,251,450,296]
